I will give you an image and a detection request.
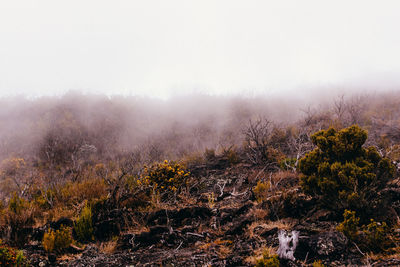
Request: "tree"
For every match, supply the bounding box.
[299,125,394,218]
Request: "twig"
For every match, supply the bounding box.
[186,232,204,238]
[303,252,309,264]
[352,241,365,256]
[175,241,183,251]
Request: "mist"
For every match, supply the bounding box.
[1,1,400,97]
[0,89,398,165]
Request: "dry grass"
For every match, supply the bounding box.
[249,206,269,222]
[197,239,233,259]
[247,168,269,184]
[247,219,294,239]
[244,246,277,266]
[270,170,298,189]
[58,254,79,261]
[45,205,76,222]
[59,178,108,205]
[99,240,118,254]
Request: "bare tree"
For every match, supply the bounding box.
[285,127,314,170]
[243,118,273,165]
[333,94,346,122]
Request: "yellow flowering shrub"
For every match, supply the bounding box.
[141,160,189,194]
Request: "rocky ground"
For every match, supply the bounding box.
[20,161,400,266]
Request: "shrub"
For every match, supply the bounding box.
[279,158,296,171]
[0,240,27,266]
[221,146,240,165]
[42,225,72,253]
[299,125,395,216]
[204,148,216,162]
[74,204,94,242]
[8,193,26,214]
[59,178,107,206]
[15,250,26,266]
[255,248,280,267]
[141,160,189,195]
[253,181,270,203]
[362,219,389,252]
[0,240,17,266]
[5,193,34,246]
[33,189,54,210]
[337,210,390,252]
[207,192,215,208]
[312,260,326,267]
[337,209,359,241]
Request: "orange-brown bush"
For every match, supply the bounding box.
[58,178,107,206]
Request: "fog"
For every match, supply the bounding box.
[0,90,398,166]
[0,1,400,163]
[1,1,400,97]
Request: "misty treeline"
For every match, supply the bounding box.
[0,90,399,199]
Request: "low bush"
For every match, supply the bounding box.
[141,160,189,195]
[279,158,296,171]
[337,210,390,252]
[253,181,270,203]
[42,225,72,253]
[74,204,94,242]
[362,219,389,252]
[8,193,26,214]
[5,193,35,246]
[312,260,326,267]
[299,125,395,217]
[204,148,216,162]
[255,248,280,267]
[337,209,359,241]
[59,178,107,206]
[0,240,27,266]
[221,146,240,165]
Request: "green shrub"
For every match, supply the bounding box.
[42,225,72,253]
[337,210,390,252]
[337,209,359,241]
[362,219,389,252]
[255,249,280,267]
[74,204,94,242]
[299,125,395,215]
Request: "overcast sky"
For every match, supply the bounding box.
[0,1,399,98]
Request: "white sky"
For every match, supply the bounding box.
[0,0,400,98]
